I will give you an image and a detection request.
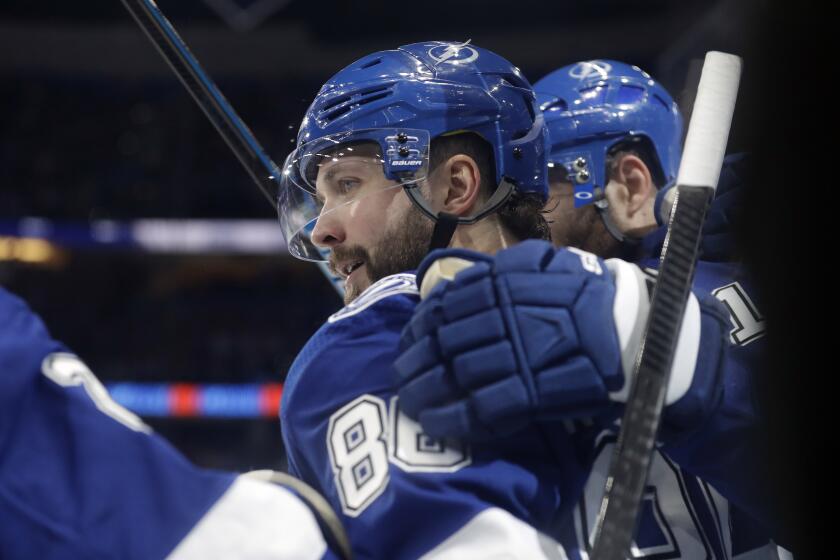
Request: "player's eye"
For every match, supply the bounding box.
[336,177,361,194]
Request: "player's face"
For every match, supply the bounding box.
[544,172,617,257]
[311,147,432,304]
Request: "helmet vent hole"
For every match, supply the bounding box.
[579,86,606,104]
[319,84,396,124]
[323,105,353,122]
[359,85,392,96]
[321,95,351,112]
[495,73,529,90]
[616,85,645,105]
[652,94,672,112]
[357,91,392,106]
[541,99,567,112]
[360,58,383,69]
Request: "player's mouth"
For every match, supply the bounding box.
[341,260,365,282]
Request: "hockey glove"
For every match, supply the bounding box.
[394,239,728,442]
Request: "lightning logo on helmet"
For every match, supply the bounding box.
[428,40,479,66]
[569,60,612,81]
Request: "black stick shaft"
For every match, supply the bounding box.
[120,0,279,206]
[120,0,347,299]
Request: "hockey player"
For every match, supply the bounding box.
[394,60,781,556]
[535,60,748,266]
[0,286,349,559]
[277,43,729,558]
[536,61,776,555]
[535,64,770,533]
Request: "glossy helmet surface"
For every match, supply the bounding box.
[535,59,682,207]
[279,41,547,260]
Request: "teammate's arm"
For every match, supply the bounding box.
[0,287,343,560]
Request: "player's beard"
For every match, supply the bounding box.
[550,203,622,258]
[335,202,434,305]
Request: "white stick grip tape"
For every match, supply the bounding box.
[676,51,742,191]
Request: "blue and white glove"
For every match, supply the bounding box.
[394,239,729,441]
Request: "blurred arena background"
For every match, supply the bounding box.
[0,3,820,552]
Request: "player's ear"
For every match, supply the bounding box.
[613,153,655,217]
[439,154,482,217]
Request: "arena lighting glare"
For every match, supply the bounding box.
[0,237,62,264]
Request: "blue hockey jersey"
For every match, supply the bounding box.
[281,256,782,559]
[0,287,332,559]
[282,273,598,559]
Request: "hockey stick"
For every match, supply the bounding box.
[119,0,345,298]
[590,51,742,560]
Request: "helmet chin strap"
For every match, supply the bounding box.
[401,179,517,253]
[428,212,460,253]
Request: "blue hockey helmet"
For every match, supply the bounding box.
[534,60,682,209]
[278,40,547,261]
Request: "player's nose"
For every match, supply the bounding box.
[311,207,346,249]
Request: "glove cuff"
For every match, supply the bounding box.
[416,249,493,299]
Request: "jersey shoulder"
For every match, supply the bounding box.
[283,273,419,426]
[0,286,64,355]
[327,272,418,324]
[292,272,418,375]
[0,287,66,401]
